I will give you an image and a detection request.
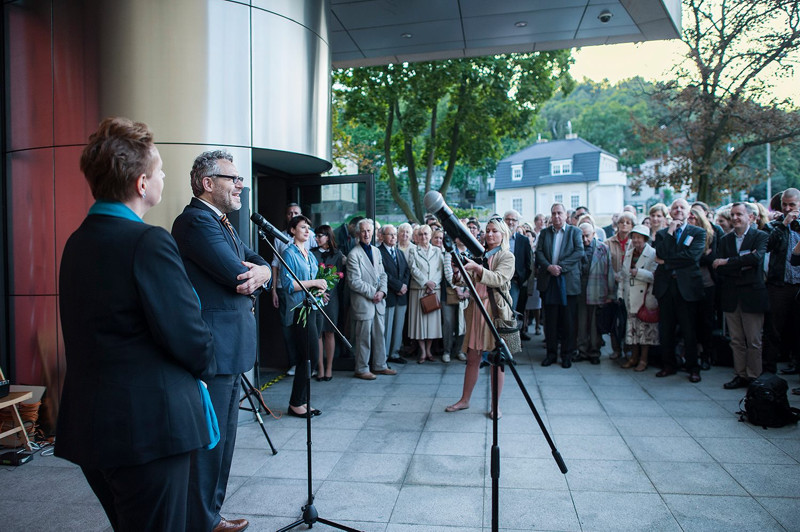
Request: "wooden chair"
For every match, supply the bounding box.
[0,367,33,450]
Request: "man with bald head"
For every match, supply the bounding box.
[653,198,707,383]
[765,188,800,375]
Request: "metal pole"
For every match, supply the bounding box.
[766,142,772,202]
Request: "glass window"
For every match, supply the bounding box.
[571,194,580,209]
[550,159,572,175]
[512,197,523,214]
[511,165,523,181]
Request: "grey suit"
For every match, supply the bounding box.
[347,243,389,374]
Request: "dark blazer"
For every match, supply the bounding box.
[715,228,769,313]
[172,198,269,375]
[379,243,410,307]
[653,224,706,301]
[535,225,584,296]
[56,215,214,468]
[510,233,533,284]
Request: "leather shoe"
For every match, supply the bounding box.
[520,331,531,341]
[388,356,407,364]
[792,387,800,396]
[701,361,711,371]
[780,366,799,375]
[723,375,749,390]
[541,357,556,367]
[561,358,572,369]
[354,371,377,380]
[656,368,676,378]
[589,357,601,365]
[213,517,249,532]
[372,368,397,375]
[688,373,702,383]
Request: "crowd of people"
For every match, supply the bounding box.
[274,193,800,407]
[57,116,799,531]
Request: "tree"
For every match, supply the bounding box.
[334,53,573,222]
[637,0,800,203]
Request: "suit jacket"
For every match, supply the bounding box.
[510,232,533,284]
[715,228,769,313]
[379,243,410,307]
[171,198,268,375]
[57,214,214,468]
[653,224,706,302]
[347,243,388,320]
[535,225,584,296]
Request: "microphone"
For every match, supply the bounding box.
[423,191,484,258]
[250,213,291,244]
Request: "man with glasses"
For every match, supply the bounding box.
[504,209,533,341]
[172,150,271,532]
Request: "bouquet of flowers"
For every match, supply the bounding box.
[293,262,343,327]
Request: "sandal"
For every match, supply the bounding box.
[445,403,469,413]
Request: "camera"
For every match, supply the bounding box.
[598,10,613,23]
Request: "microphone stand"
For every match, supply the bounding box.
[444,238,568,532]
[254,227,360,532]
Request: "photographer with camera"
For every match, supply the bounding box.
[764,188,800,376]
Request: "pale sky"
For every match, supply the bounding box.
[569,40,797,103]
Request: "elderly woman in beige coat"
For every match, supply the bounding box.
[618,224,659,371]
[445,217,515,419]
[407,224,445,362]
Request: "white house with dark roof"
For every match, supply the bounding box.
[494,136,626,222]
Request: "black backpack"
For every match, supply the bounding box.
[738,373,800,429]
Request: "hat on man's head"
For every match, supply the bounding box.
[630,224,650,239]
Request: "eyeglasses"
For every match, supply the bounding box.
[209,174,245,184]
[504,217,518,223]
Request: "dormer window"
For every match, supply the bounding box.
[511,164,523,181]
[551,159,572,175]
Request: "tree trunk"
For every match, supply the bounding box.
[383,101,417,222]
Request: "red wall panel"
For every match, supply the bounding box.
[54,146,93,279]
[5,2,54,151]
[10,148,56,296]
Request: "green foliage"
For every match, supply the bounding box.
[452,207,491,220]
[333,52,573,222]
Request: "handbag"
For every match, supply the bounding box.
[636,284,660,323]
[420,292,441,314]
[445,286,461,305]
[487,287,522,354]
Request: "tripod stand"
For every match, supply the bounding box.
[446,238,568,532]
[255,226,358,532]
[238,372,277,455]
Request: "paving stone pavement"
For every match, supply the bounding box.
[2,335,799,531]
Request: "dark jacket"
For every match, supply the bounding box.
[510,232,533,285]
[766,221,799,286]
[715,228,769,313]
[653,224,706,302]
[57,215,214,468]
[535,225,584,296]
[172,198,269,375]
[379,243,410,307]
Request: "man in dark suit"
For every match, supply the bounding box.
[172,150,271,532]
[504,209,533,340]
[535,202,584,367]
[713,202,769,389]
[653,198,707,383]
[379,224,410,364]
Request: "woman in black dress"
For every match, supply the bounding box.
[312,224,345,380]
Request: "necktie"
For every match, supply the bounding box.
[390,247,397,264]
[675,226,682,242]
[220,214,236,239]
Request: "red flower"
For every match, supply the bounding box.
[337,272,344,278]
[319,263,326,268]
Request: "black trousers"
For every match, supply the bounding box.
[658,279,699,373]
[290,308,319,407]
[83,451,192,532]
[187,373,241,532]
[543,295,577,361]
[764,283,800,373]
